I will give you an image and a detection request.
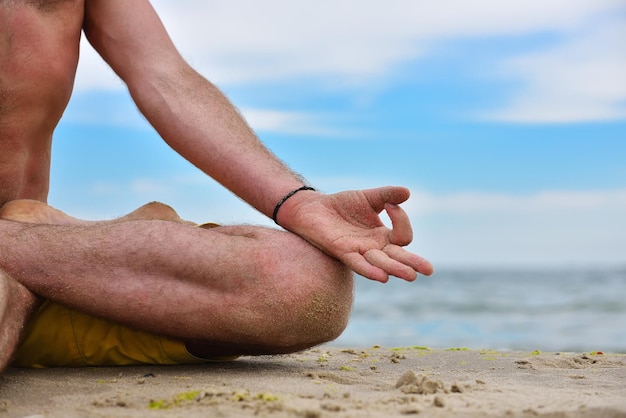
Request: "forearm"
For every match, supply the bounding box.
[128,64,310,218]
[84,0,310,218]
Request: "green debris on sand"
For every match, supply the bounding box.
[231,391,248,402]
[391,346,431,351]
[255,393,279,402]
[148,390,200,410]
[479,349,505,361]
[177,391,201,402]
[317,353,330,363]
[148,389,281,409]
[95,378,120,384]
[148,399,167,410]
[232,391,281,403]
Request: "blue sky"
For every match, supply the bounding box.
[50,0,626,268]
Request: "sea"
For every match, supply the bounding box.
[330,267,626,353]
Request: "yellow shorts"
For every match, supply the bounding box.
[12,221,232,368]
[12,301,210,368]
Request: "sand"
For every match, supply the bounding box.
[1,347,625,417]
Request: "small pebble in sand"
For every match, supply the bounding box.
[395,370,442,395]
[391,352,407,363]
[400,405,422,415]
[451,382,464,393]
[320,402,342,412]
[396,370,419,388]
[300,410,321,418]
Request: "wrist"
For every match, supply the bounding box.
[273,187,322,229]
[272,186,316,224]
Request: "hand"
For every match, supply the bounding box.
[277,186,434,283]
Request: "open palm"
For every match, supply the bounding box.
[280,186,433,283]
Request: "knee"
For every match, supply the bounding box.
[292,265,354,348]
[255,230,355,352]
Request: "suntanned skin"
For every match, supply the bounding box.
[0,0,433,372]
[0,200,195,369]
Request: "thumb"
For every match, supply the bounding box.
[363,186,411,213]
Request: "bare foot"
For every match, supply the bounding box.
[0,199,83,225]
[0,200,192,225]
[117,201,194,224]
[0,270,39,374]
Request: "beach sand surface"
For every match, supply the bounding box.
[1,347,625,417]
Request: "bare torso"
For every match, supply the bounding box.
[0,0,84,205]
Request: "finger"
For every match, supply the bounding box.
[363,249,417,282]
[342,253,389,283]
[384,245,435,276]
[385,203,413,246]
[362,186,410,213]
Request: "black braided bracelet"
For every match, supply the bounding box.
[272,186,316,224]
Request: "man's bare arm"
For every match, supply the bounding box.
[83,0,304,218]
[82,0,432,281]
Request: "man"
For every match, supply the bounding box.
[0,0,433,372]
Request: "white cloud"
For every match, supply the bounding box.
[72,0,626,126]
[61,90,351,135]
[154,0,623,86]
[54,170,626,267]
[484,19,626,123]
[74,39,124,91]
[153,180,626,269]
[406,188,626,267]
[239,108,346,136]
[75,0,623,88]
[408,189,626,215]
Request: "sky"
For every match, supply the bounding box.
[50,0,626,269]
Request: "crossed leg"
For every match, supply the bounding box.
[0,201,187,372]
[0,200,354,371]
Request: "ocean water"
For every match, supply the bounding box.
[330,267,626,353]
